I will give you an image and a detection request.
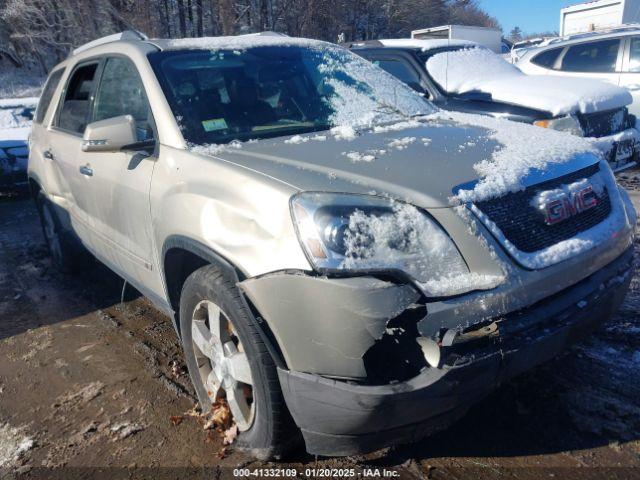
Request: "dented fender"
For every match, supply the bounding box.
[239,272,420,379]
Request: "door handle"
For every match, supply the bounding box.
[79,164,93,177]
[43,150,54,161]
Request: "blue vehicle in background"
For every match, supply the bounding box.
[0,98,37,191]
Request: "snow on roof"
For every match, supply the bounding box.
[161,34,330,51]
[378,38,477,51]
[426,47,631,116]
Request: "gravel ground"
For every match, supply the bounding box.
[0,169,639,480]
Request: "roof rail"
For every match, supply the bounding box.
[70,30,148,57]
[553,23,640,43]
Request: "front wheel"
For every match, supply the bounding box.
[179,264,299,458]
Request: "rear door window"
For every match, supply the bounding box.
[34,68,64,124]
[56,63,99,134]
[531,47,563,69]
[560,39,620,72]
[92,57,154,140]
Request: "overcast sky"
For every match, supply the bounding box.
[478,0,574,35]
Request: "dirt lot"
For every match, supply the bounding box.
[1,170,640,480]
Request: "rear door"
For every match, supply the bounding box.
[74,55,161,296]
[48,61,102,250]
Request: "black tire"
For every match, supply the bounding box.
[35,191,90,272]
[179,264,300,459]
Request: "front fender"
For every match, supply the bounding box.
[151,144,311,280]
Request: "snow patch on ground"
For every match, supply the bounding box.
[0,70,44,99]
[0,423,34,467]
[427,47,631,116]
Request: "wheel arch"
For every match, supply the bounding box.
[161,235,287,369]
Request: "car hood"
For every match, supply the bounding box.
[198,113,601,209]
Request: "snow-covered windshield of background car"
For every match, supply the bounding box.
[148,45,436,145]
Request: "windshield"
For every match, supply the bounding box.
[148,45,435,145]
[423,46,522,95]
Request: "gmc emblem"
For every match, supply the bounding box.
[534,182,599,226]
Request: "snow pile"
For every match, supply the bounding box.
[330,125,357,140]
[435,110,598,204]
[426,47,631,116]
[0,423,34,467]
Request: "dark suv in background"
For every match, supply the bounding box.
[348,38,639,171]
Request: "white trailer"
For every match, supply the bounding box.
[560,0,640,36]
[410,25,502,53]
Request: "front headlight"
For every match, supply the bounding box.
[290,192,471,296]
[534,115,583,136]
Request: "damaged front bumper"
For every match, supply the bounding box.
[274,246,633,456]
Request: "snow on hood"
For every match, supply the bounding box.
[438,110,599,204]
[190,111,600,209]
[426,47,632,116]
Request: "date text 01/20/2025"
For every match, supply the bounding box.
[233,468,401,477]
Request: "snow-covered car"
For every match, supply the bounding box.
[517,27,640,119]
[0,97,38,189]
[348,39,639,171]
[30,31,636,458]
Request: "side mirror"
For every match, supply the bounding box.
[82,115,137,152]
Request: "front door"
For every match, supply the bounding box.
[75,56,162,297]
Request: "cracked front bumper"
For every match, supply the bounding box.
[276,247,633,456]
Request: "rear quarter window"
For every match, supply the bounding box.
[34,68,64,124]
[530,47,562,69]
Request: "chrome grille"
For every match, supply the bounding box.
[475,164,611,254]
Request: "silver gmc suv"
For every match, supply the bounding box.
[28,31,637,458]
